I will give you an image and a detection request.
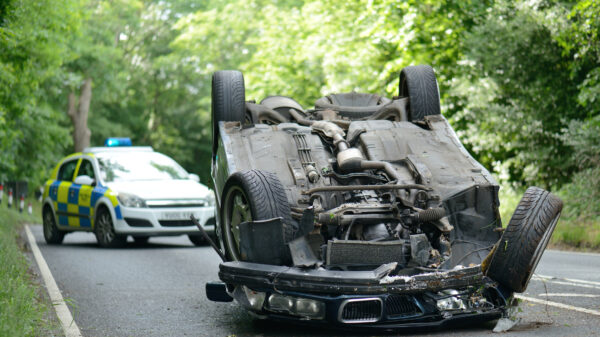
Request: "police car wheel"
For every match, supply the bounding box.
[43,206,64,244]
[95,207,126,248]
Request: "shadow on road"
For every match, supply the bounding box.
[56,241,208,250]
[214,304,499,336]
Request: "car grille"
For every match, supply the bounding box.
[147,203,205,208]
[159,220,195,227]
[339,298,382,323]
[124,217,153,227]
[385,295,421,318]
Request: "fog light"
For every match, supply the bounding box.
[243,286,266,310]
[268,294,294,313]
[295,298,325,319]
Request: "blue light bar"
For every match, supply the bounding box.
[104,137,132,147]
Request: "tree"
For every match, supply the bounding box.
[0,0,80,184]
[68,78,93,152]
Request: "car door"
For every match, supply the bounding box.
[74,157,96,228]
[55,158,80,227]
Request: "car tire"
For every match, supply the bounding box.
[485,187,563,293]
[212,70,246,158]
[188,234,205,246]
[43,206,65,244]
[399,65,441,121]
[221,170,296,261]
[94,207,126,248]
[133,236,149,245]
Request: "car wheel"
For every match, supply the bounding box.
[221,170,296,261]
[188,234,205,246]
[485,187,563,293]
[94,207,126,248]
[399,65,441,121]
[212,70,246,158]
[133,236,149,245]
[43,206,65,244]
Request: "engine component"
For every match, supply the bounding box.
[288,236,320,267]
[326,240,406,267]
[362,223,390,241]
[414,207,446,223]
[292,133,320,183]
[410,234,431,266]
[337,148,364,169]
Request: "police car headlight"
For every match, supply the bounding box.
[205,192,216,207]
[117,192,147,208]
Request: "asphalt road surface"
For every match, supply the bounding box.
[26,224,600,336]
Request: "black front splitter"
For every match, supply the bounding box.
[260,309,503,332]
[218,261,491,294]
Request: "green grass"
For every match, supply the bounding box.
[0,197,57,336]
[552,168,600,250]
[498,184,523,227]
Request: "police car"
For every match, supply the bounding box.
[42,138,216,247]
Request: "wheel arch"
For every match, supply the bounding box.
[93,197,118,229]
[42,197,58,226]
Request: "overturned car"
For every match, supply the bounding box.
[203,65,563,329]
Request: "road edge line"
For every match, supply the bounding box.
[25,225,83,337]
[515,294,600,317]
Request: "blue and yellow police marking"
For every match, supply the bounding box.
[45,153,122,230]
[48,180,122,228]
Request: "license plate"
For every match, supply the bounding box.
[160,212,196,220]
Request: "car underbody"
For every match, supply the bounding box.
[204,66,563,329]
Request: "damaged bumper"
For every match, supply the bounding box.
[212,261,511,328]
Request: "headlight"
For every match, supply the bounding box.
[266,294,325,320]
[205,192,216,207]
[436,289,467,311]
[117,192,146,208]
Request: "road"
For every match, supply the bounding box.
[26,224,600,336]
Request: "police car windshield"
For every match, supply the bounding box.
[96,151,189,182]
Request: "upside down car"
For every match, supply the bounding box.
[203,65,563,330]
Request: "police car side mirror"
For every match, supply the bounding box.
[188,173,200,183]
[74,175,96,186]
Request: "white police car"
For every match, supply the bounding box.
[42,138,216,247]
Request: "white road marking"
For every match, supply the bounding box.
[25,225,82,337]
[537,293,600,298]
[535,274,600,287]
[546,249,600,257]
[515,294,600,317]
[531,275,600,290]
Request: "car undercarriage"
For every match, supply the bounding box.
[203,65,563,329]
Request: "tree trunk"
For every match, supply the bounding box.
[68,78,92,152]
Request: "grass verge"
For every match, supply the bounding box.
[0,198,57,336]
[552,168,600,251]
[498,178,600,252]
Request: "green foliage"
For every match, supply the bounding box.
[552,116,600,249]
[498,184,523,227]
[447,1,598,188]
[0,0,79,185]
[552,167,600,249]
[1,0,599,246]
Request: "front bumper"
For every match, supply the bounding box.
[215,261,510,329]
[114,205,215,236]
